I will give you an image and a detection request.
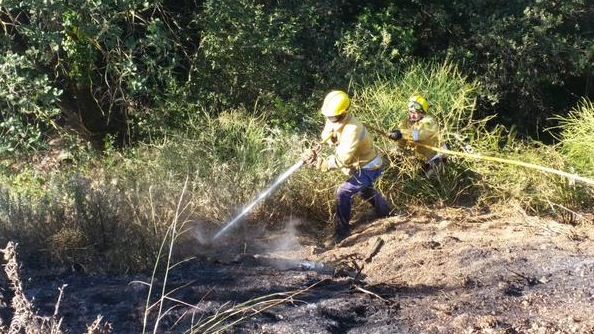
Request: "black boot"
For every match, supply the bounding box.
[323,223,351,248]
[334,223,351,244]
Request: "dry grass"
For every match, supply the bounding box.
[555,99,594,177]
[0,242,112,334]
[0,63,591,279]
[132,180,324,333]
[1,242,64,334]
[188,284,320,334]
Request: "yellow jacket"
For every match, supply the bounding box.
[397,115,440,161]
[321,114,378,174]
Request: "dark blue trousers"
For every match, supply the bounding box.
[336,168,390,229]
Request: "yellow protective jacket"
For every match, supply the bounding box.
[321,114,379,175]
[397,115,440,161]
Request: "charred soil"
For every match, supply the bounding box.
[2,207,594,333]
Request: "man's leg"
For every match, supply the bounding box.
[360,168,391,218]
[335,175,366,240]
[361,187,391,218]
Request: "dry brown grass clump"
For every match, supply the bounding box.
[0,242,112,334]
[1,242,63,334]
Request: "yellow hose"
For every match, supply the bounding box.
[366,124,594,188]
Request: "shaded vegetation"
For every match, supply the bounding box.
[0,62,591,272]
[0,1,592,272]
[0,0,591,152]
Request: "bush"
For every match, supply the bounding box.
[0,108,308,271]
[336,4,416,79]
[0,53,62,154]
[352,62,481,207]
[556,99,594,177]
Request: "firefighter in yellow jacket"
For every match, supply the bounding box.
[306,90,390,243]
[389,95,447,175]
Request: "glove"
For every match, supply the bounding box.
[329,134,338,144]
[301,149,318,166]
[316,158,329,172]
[389,129,402,141]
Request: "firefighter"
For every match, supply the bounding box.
[306,90,391,244]
[389,95,447,176]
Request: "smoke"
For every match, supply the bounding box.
[184,216,309,267]
[185,217,330,272]
[191,222,210,245]
[269,217,303,252]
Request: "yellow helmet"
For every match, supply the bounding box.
[321,90,351,117]
[408,95,430,113]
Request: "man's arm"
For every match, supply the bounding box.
[412,117,438,142]
[330,124,362,168]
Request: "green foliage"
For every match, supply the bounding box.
[439,0,594,135]
[556,99,594,177]
[0,0,192,148]
[197,0,337,109]
[337,4,416,78]
[0,52,62,154]
[2,0,591,154]
[61,9,98,82]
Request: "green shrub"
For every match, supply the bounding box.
[556,99,594,177]
[336,4,416,79]
[0,53,61,154]
[351,62,481,207]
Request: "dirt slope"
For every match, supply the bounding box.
[312,207,594,333]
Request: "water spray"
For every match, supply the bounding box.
[212,160,305,240]
[212,134,333,241]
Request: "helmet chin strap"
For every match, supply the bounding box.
[409,113,424,122]
[329,113,349,131]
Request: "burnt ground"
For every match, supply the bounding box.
[2,206,594,333]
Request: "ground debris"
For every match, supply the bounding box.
[508,270,542,286]
[364,237,385,263]
[7,207,594,333]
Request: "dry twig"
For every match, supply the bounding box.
[1,242,64,334]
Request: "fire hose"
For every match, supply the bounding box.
[365,124,594,188]
[213,125,593,240]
